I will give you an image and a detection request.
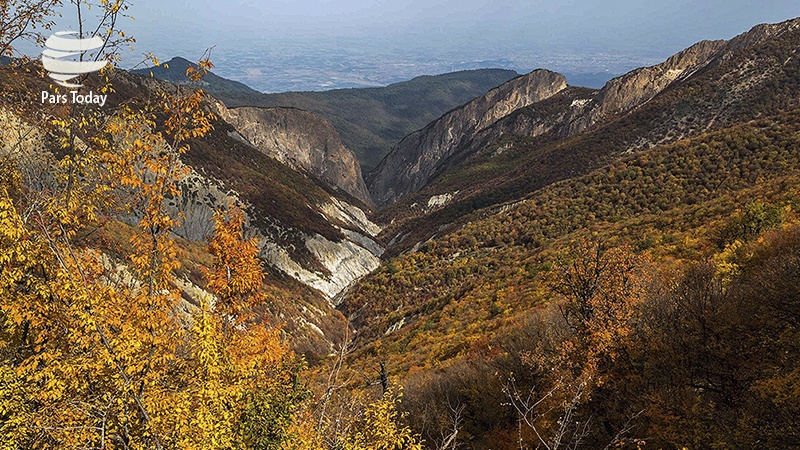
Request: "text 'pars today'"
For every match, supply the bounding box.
[41,91,108,107]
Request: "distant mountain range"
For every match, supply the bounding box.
[133,60,519,171]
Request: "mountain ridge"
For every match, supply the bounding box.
[367,69,568,206]
[368,17,800,256]
[135,64,520,171]
[367,39,729,209]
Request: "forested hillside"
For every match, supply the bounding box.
[2,1,799,448]
[333,17,800,449]
[339,108,800,449]
[0,2,419,448]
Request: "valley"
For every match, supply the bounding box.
[3,8,800,449]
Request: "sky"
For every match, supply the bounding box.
[20,0,800,91]
[119,0,799,52]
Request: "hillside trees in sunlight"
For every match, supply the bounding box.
[0,59,286,447]
[340,389,423,450]
[0,1,428,448]
[398,215,800,449]
[0,1,308,447]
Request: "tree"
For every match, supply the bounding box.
[503,239,648,450]
[0,0,62,59]
[0,2,311,447]
[341,389,424,450]
[549,239,647,382]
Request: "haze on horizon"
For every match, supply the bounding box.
[124,0,798,50]
[21,0,800,92]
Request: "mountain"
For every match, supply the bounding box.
[5,12,800,449]
[132,59,373,204]
[134,61,519,171]
[331,17,800,448]
[210,101,372,205]
[209,69,520,171]
[371,19,800,255]
[130,56,260,98]
[368,39,724,208]
[366,69,569,206]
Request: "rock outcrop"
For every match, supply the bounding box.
[366,21,787,208]
[171,144,383,302]
[475,39,726,146]
[561,39,726,136]
[367,69,568,206]
[212,102,372,205]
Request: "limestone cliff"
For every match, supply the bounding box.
[366,19,797,209]
[372,17,800,257]
[475,39,726,145]
[562,39,726,135]
[366,70,568,206]
[212,102,372,205]
[479,19,800,150]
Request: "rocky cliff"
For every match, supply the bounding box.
[370,17,800,256]
[463,39,726,151]
[0,66,384,356]
[367,19,800,213]
[212,102,372,205]
[366,69,568,206]
[174,101,383,301]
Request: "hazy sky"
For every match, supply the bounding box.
[118,0,798,51]
[26,1,800,91]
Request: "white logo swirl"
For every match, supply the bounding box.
[42,31,109,88]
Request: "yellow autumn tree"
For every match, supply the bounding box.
[1,3,427,450]
[203,208,265,325]
[185,206,311,450]
[341,390,423,450]
[0,2,307,448]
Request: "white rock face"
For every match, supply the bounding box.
[385,317,407,335]
[306,234,382,299]
[260,233,381,302]
[211,101,372,205]
[571,99,591,108]
[427,192,459,210]
[319,198,382,237]
[171,170,244,242]
[168,158,383,302]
